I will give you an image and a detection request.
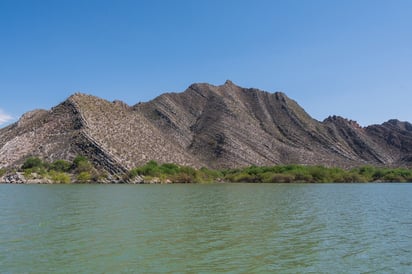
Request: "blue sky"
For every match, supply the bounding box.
[1,0,411,127]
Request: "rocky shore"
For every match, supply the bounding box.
[0,171,174,184]
[1,172,53,184]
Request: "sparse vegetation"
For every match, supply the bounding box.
[48,170,71,184]
[19,156,101,183]
[76,171,92,183]
[129,161,208,183]
[5,158,412,184]
[50,160,72,173]
[21,156,48,175]
[222,164,412,183]
[128,161,412,184]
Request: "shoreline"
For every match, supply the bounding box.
[2,158,412,184]
[0,174,409,185]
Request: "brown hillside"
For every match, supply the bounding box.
[1,81,411,174]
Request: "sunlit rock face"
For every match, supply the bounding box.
[1,81,412,174]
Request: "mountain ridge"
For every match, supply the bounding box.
[1,81,412,175]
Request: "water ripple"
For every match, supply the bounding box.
[0,183,411,273]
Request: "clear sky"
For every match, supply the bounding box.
[1,0,411,127]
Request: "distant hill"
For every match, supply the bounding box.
[1,80,412,175]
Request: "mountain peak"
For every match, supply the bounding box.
[323,115,363,129]
[223,79,235,86]
[68,92,102,102]
[382,119,412,131]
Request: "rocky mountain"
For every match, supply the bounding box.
[1,80,411,175]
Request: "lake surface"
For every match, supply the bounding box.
[0,183,411,273]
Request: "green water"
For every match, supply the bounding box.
[0,183,411,273]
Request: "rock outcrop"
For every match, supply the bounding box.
[1,81,412,174]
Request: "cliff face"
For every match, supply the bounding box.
[137,80,328,168]
[0,101,80,168]
[69,93,199,171]
[365,119,412,164]
[1,81,411,173]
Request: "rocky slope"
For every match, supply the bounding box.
[1,81,411,175]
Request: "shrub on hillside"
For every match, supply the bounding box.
[22,157,46,170]
[50,160,72,172]
[77,171,92,183]
[0,168,6,177]
[49,170,71,184]
[73,156,93,173]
